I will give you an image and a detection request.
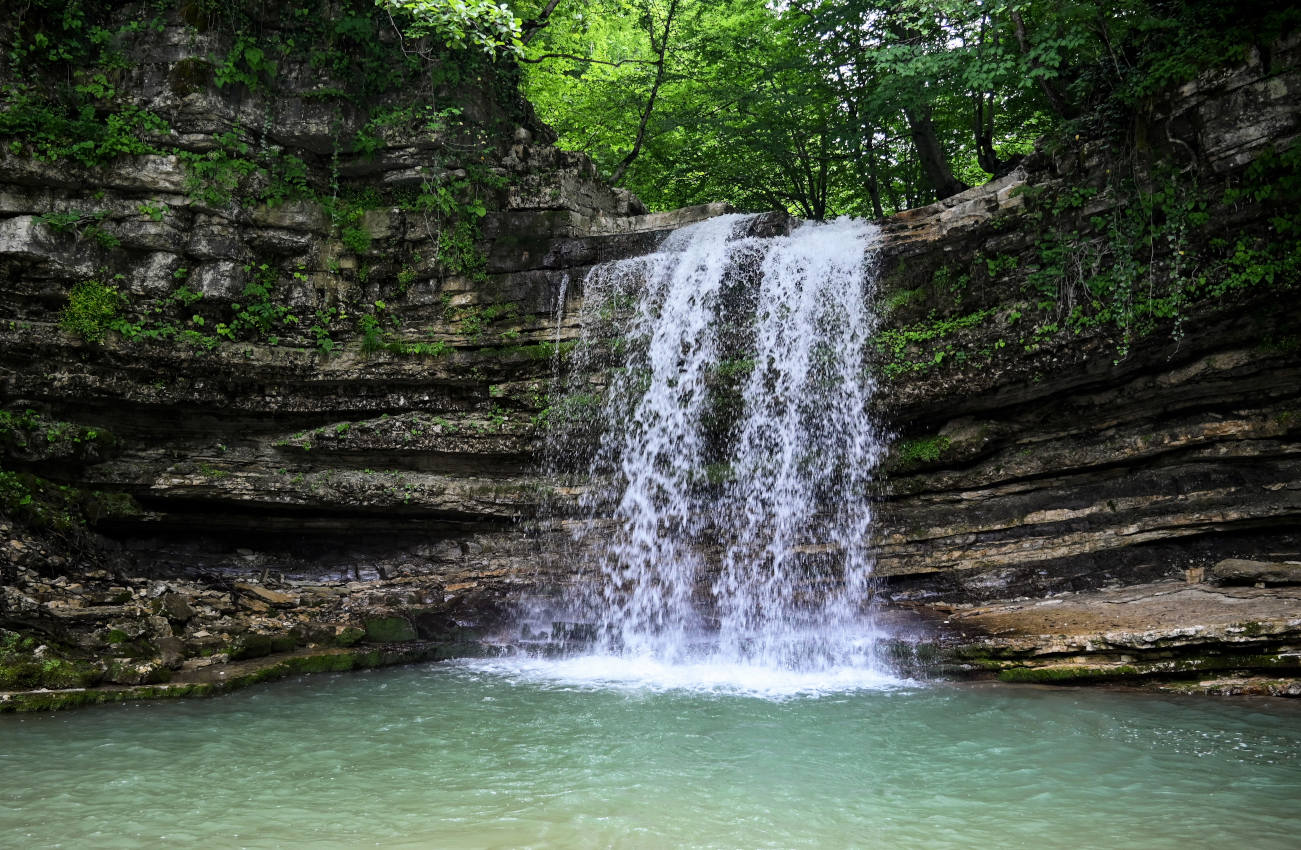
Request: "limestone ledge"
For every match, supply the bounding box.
[902,581,1301,686]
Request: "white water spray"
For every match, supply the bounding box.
[534,213,890,688]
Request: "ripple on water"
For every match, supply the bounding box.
[2,666,1299,850]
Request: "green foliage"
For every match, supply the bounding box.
[396,339,452,357]
[353,104,463,156]
[533,391,602,431]
[38,208,120,248]
[341,225,372,256]
[522,0,1299,215]
[1016,142,1301,360]
[895,435,952,465]
[0,91,169,166]
[0,463,137,533]
[60,280,124,342]
[310,306,342,355]
[436,216,488,279]
[215,34,280,91]
[883,286,924,314]
[0,1,171,165]
[380,0,524,57]
[359,312,385,354]
[398,165,496,279]
[106,279,221,349]
[875,309,999,377]
[0,410,111,458]
[228,263,299,344]
[0,630,101,690]
[176,132,261,207]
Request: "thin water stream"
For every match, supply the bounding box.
[2,664,1298,849]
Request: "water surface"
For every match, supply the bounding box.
[3,661,1298,849]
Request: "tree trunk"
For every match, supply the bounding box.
[522,0,564,45]
[973,91,1003,175]
[863,131,885,219]
[903,106,968,201]
[1009,7,1072,118]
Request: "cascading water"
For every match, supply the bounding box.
[521,213,892,691]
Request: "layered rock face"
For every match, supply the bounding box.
[0,2,719,703]
[870,36,1301,688]
[2,8,1298,706]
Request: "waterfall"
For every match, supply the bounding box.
[540,213,887,678]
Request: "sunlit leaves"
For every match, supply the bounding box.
[379,0,524,56]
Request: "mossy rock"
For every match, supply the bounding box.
[334,626,366,647]
[998,665,1139,683]
[0,657,101,690]
[364,616,417,643]
[228,632,299,661]
[169,58,213,97]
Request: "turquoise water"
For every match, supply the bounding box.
[2,661,1298,849]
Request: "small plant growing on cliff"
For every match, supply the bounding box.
[360,313,385,354]
[311,307,342,355]
[61,280,124,342]
[341,225,372,255]
[896,435,952,465]
[231,264,297,341]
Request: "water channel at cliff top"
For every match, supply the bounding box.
[3,661,1299,849]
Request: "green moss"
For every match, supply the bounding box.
[895,435,952,465]
[492,340,577,361]
[1166,652,1294,673]
[228,632,300,660]
[998,665,1140,683]
[874,308,1000,378]
[283,653,359,674]
[0,631,103,690]
[0,643,476,713]
[364,616,417,643]
[168,58,213,97]
[334,626,366,647]
[228,633,274,661]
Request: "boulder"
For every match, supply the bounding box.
[1210,559,1301,586]
[233,582,298,607]
[364,615,417,643]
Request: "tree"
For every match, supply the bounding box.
[517,0,1301,217]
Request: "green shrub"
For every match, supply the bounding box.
[60,280,123,342]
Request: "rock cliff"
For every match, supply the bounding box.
[2,4,1298,707]
[870,35,1301,691]
[0,0,713,705]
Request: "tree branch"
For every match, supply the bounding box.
[521,0,564,46]
[610,0,680,186]
[519,52,661,67]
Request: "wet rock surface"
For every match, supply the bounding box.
[909,579,1301,689]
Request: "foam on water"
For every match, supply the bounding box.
[454,652,907,699]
